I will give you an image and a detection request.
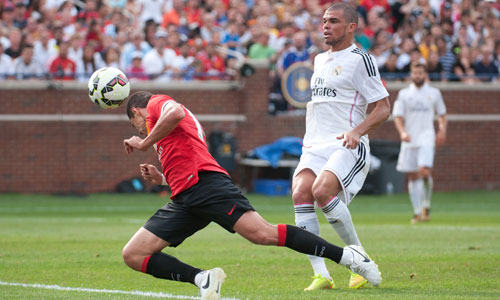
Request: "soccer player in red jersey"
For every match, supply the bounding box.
[122,91,381,299]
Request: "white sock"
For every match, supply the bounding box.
[422,176,433,209]
[408,179,423,216]
[339,247,354,266]
[194,270,206,288]
[321,197,362,248]
[294,204,331,279]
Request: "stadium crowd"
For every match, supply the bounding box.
[0,0,499,84]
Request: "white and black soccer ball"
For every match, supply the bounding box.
[88,67,130,109]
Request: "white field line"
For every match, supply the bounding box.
[0,280,242,300]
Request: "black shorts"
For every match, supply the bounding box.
[144,171,255,247]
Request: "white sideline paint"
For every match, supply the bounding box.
[0,281,242,300]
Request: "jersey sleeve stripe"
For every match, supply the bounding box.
[351,49,376,77]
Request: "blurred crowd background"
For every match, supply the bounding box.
[1,0,499,89]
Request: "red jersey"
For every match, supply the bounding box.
[49,57,76,80]
[146,95,228,198]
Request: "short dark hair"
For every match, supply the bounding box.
[126,91,153,119]
[326,2,358,26]
[411,62,427,73]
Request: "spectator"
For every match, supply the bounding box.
[24,17,39,43]
[0,43,13,79]
[166,30,181,52]
[495,40,500,69]
[451,46,476,83]
[355,15,371,51]
[49,40,77,80]
[33,26,58,72]
[198,41,226,79]
[10,44,43,79]
[453,10,475,45]
[76,0,100,23]
[86,19,103,52]
[104,46,121,69]
[108,0,127,9]
[103,10,124,39]
[68,33,84,65]
[436,36,456,78]
[418,31,437,61]
[142,29,176,81]
[248,31,275,60]
[380,51,403,81]
[50,21,65,46]
[427,50,445,81]
[396,38,416,71]
[75,41,104,82]
[371,43,390,69]
[0,0,495,84]
[126,51,148,81]
[200,11,222,43]
[184,0,202,29]
[171,42,196,80]
[278,30,309,75]
[1,3,15,30]
[5,27,23,59]
[307,30,328,61]
[143,19,157,47]
[269,22,295,53]
[138,0,165,25]
[372,29,394,63]
[125,0,141,19]
[13,2,28,30]
[220,21,242,55]
[439,19,454,46]
[58,1,77,39]
[401,48,426,74]
[473,45,499,82]
[120,30,151,71]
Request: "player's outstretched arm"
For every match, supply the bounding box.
[141,101,185,150]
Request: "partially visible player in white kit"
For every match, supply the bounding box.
[393,63,447,224]
[292,3,391,291]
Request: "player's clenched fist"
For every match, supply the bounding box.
[124,136,145,153]
[139,164,163,185]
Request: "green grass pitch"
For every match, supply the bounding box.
[0,191,499,299]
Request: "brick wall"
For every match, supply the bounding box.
[0,69,498,193]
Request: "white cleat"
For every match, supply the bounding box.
[199,267,226,300]
[343,245,382,287]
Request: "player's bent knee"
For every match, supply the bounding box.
[312,186,332,205]
[292,189,313,205]
[122,246,142,271]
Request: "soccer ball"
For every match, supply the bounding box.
[88,67,130,109]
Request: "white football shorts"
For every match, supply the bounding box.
[396,145,435,173]
[293,143,370,205]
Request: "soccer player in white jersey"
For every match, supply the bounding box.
[292,3,391,291]
[393,63,447,224]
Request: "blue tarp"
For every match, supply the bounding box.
[250,136,303,168]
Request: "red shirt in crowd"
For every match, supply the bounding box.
[49,57,76,80]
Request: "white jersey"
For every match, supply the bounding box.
[392,83,446,148]
[303,44,389,148]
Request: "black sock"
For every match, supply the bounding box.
[144,252,203,285]
[278,224,344,263]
